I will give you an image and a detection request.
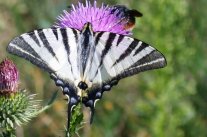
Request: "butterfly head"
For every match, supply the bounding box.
[81,22,94,35]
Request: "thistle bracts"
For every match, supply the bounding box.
[0,59,49,137]
[0,91,41,136]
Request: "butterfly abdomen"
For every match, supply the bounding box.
[78,23,95,78]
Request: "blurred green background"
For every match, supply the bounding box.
[0,0,207,137]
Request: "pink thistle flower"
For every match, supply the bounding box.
[55,0,135,35]
[0,59,19,94]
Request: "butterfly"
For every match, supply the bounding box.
[7,22,166,128]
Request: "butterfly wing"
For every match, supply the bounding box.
[7,28,81,104]
[83,31,166,109]
[7,26,166,124]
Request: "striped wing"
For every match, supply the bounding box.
[102,32,165,78]
[7,28,81,99]
[89,32,166,84]
[83,32,166,106]
[7,27,167,124]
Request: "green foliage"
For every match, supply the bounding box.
[66,104,84,137]
[0,0,207,137]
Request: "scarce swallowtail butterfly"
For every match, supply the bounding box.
[7,22,166,127]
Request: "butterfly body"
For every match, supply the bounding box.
[7,22,166,126]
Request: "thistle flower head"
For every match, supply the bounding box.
[0,91,41,131]
[55,0,134,35]
[0,59,19,94]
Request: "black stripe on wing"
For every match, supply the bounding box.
[37,30,58,60]
[95,32,104,46]
[112,40,139,66]
[98,33,116,67]
[15,36,42,59]
[72,29,78,42]
[7,36,52,71]
[116,35,124,46]
[60,28,79,78]
[52,29,58,40]
[131,50,166,71]
[60,28,71,60]
[116,42,166,79]
[133,42,148,56]
[28,32,40,46]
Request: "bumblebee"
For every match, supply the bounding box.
[111,5,143,30]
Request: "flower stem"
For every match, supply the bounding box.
[65,103,83,137]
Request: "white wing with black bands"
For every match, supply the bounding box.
[7,28,82,105]
[83,32,166,116]
[95,32,166,81]
[7,25,167,125]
